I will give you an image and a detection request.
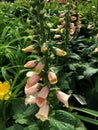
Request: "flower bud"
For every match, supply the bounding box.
[48,71,58,84]
[22,45,37,53]
[24,60,36,68]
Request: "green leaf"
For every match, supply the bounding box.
[49,118,74,130]
[54,110,77,126]
[73,107,98,118]
[5,124,24,130]
[23,104,38,117]
[12,98,26,119]
[83,66,98,78]
[23,124,39,130]
[76,115,98,125]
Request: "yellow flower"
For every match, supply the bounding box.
[0,81,11,100]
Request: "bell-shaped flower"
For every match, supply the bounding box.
[35,61,45,74]
[53,47,67,56]
[27,72,40,87]
[24,60,36,68]
[48,71,58,84]
[25,95,36,105]
[22,45,37,53]
[36,86,49,107]
[25,83,38,95]
[56,90,70,107]
[35,102,49,122]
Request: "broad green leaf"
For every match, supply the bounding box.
[23,104,38,117]
[49,118,74,130]
[5,124,24,130]
[23,124,39,130]
[12,98,26,118]
[55,110,77,126]
[83,66,98,78]
[15,118,28,125]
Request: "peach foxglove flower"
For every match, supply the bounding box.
[27,73,40,87]
[22,45,37,53]
[56,91,70,107]
[48,71,58,84]
[24,60,36,68]
[35,102,49,121]
[25,95,36,105]
[36,86,49,107]
[25,83,38,95]
[35,61,45,74]
[53,47,67,56]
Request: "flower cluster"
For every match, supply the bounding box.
[23,46,70,121]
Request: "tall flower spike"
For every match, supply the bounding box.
[56,90,70,108]
[35,102,49,122]
[22,45,37,53]
[36,86,49,107]
[48,71,58,84]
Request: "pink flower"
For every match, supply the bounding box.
[24,60,36,68]
[56,91,70,107]
[70,23,75,35]
[35,62,45,74]
[35,102,49,121]
[24,83,38,95]
[25,95,36,105]
[27,73,40,87]
[36,86,49,107]
[48,71,58,84]
[71,16,77,21]
[22,45,37,53]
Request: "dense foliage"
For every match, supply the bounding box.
[0,0,98,130]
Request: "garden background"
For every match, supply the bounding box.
[0,0,98,130]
